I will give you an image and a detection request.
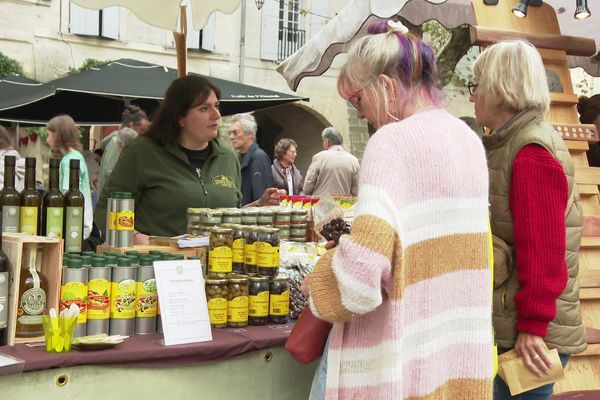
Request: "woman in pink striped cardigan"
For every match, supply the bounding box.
[303,20,494,400]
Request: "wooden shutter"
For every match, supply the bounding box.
[69,2,100,36]
[260,0,279,60]
[101,6,119,40]
[200,13,216,52]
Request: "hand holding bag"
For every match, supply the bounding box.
[285,306,332,364]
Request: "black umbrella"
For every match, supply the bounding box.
[0,76,54,115]
[0,59,307,125]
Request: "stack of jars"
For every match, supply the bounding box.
[205,223,290,328]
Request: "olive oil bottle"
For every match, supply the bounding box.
[15,245,47,337]
[64,159,84,253]
[0,155,21,233]
[41,158,64,239]
[19,157,41,235]
[0,230,9,345]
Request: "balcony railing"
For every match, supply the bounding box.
[278,27,305,60]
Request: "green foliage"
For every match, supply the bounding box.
[26,126,83,139]
[0,52,25,77]
[422,20,451,56]
[68,59,111,75]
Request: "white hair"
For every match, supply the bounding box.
[230,113,257,139]
[473,40,550,114]
[116,127,138,149]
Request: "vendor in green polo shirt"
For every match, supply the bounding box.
[94,75,283,244]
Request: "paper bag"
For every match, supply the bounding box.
[497,348,564,396]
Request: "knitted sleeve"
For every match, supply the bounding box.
[510,144,569,336]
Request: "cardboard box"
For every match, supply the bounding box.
[2,233,63,346]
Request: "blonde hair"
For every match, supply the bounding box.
[46,115,82,156]
[473,40,550,114]
[338,20,442,125]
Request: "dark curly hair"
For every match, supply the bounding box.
[578,94,600,124]
[121,102,148,129]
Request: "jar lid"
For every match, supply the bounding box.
[242,208,260,215]
[116,257,132,267]
[219,223,243,230]
[206,278,228,284]
[222,208,242,216]
[271,275,289,282]
[258,209,276,216]
[69,257,84,268]
[91,256,106,267]
[291,209,308,215]
[261,227,280,234]
[249,275,269,282]
[228,275,249,283]
[276,208,292,215]
[209,226,233,234]
[292,223,307,228]
[187,207,209,215]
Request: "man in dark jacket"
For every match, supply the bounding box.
[228,113,273,205]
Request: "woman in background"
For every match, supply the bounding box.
[271,138,303,195]
[46,115,93,240]
[578,94,600,167]
[0,125,25,191]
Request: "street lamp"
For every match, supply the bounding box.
[255,0,265,10]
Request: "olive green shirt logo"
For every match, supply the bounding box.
[213,175,235,189]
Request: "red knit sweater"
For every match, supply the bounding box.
[510,144,569,337]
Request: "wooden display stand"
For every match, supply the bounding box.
[471,0,600,393]
[2,233,63,346]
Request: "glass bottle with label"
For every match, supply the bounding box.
[19,157,41,235]
[0,230,9,345]
[0,155,20,233]
[41,158,64,239]
[64,159,84,253]
[15,245,48,337]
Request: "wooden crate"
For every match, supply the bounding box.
[96,244,207,266]
[2,233,63,346]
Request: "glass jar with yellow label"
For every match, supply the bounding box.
[206,278,228,328]
[187,223,211,237]
[222,208,242,224]
[208,227,233,277]
[269,276,290,324]
[248,276,270,325]
[244,226,259,274]
[227,275,249,328]
[256,227,280,277]
[221,223,245,274]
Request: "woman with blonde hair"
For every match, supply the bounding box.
[470,40,586,400]
[303,20,493,399]
[46,115,93,240]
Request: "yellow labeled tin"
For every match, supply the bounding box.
[87,278,111,320]
[110,279,136,319]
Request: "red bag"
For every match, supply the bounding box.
[285,307,333,364]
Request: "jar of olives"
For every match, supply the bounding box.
[275,208,292,225]
[208,227,233,277]
[290,209,308,225]
[257,209,275,226]
[222,224,245,274]
[289,223,307,241]
[227,275,249,328]
[244,226,259,274]
[206,278,228,328]
[269,276,290,324]
[222,208,242,224]
[256,227,280,277]
[241,208,260,225]
[248,276,270,325]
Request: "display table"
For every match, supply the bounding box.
[0,324,318,400]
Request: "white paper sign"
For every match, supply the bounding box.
[154,260,212,346]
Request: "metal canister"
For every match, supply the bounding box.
[110,257,137,336]
[87,256,112,335]
[115,192,135,248]
[60,257,89,337]
[135,256,157,335]
[107,194,119,247]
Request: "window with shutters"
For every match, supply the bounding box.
[261,0,305,61]
[184,7,216,52]
[69,3,119,39]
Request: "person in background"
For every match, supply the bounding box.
[303,20,493,400]
[303,127,360,196]
[94,75,282,244]
[271,138,303,196]
[116,127,138,154]
[0,125,25,191]
[227,113,273,205]
[98,104,149,193]
[46,115,93,240]
[577,94,600,167]
[471,40,586,400]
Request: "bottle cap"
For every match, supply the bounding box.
[69,159,80,169]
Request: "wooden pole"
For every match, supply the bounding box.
[173,3,188,77]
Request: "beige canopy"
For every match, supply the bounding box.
[276,0,600,91]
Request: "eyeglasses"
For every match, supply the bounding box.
[228,129,243,136]
[348,86,365,110]
[467,82,479,96]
